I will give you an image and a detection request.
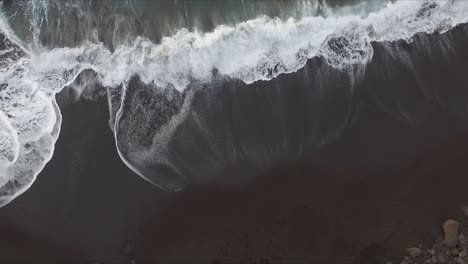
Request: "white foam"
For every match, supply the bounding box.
[16,0,468,93]
[0,111,19,186]
[0,11,59,206]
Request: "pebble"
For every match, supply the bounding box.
[461,250,468,257]
[438,255,447,263]
[452,248,460,256]
[407,247,422,257]
[443,220,460,248]
[456,257,466,264]
[460,204,468,216]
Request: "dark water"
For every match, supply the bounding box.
[1,0,376,49]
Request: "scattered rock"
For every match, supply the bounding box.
[392,214,468,264]
[443,220,460,248]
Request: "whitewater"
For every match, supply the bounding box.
[0,0,468,206]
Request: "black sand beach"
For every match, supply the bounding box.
[1,81,468,264]
[1,6,468,264]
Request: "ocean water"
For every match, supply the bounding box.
[0,0,468,206]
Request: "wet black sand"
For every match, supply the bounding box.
[0,90,467,264]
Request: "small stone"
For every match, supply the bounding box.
[407,247,422,257]
[428,249,435,255]
[456,257,466,264]
[443,219,460,248]
[460,204,468,216]
[452,248,461,256]
[460,250,468,257]
[460,234,467,246]
[438,255,447,263]
[431,256,437,263]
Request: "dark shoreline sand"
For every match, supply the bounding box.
[0,95,468,264]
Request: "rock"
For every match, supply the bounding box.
[456,257,466,264]
[406,247,422,257]
[452,248,461,256]
[400,257,409,264]
[460,205,468,216]
[460,250,468,258]
[443,220,460,248]
[460,233,467,247]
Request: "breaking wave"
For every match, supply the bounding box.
[0,0,468,206]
